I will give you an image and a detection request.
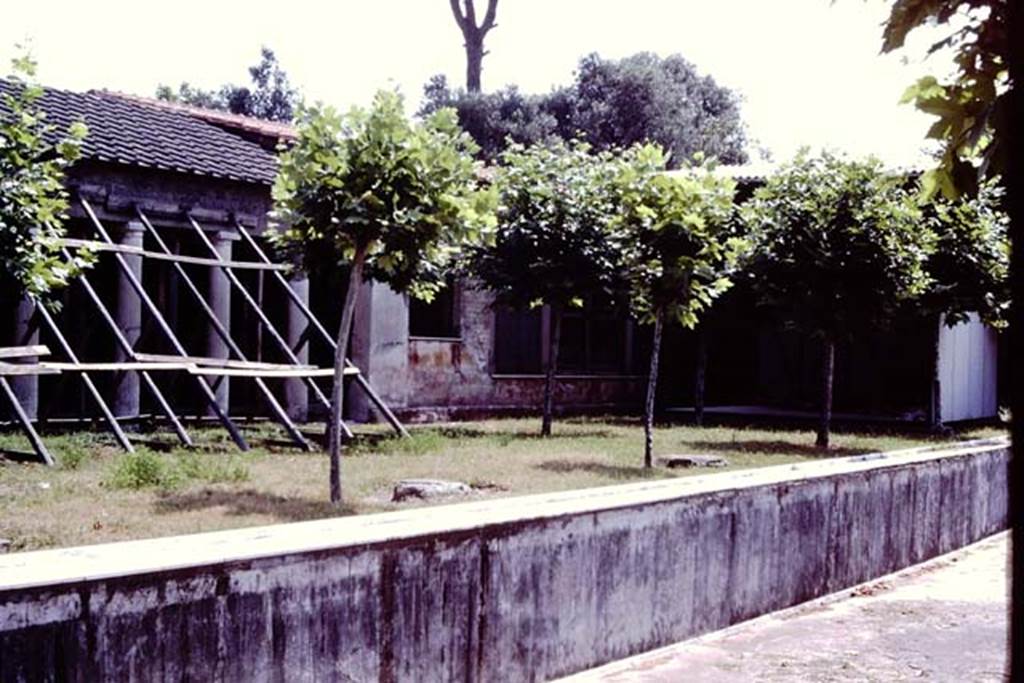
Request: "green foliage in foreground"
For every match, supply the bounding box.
[882,0,1008,198]
[1,49,91,304]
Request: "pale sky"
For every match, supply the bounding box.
[1,0,952,167]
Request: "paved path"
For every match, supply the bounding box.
[562,533,1009,682]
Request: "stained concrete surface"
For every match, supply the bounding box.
[565,532,1010,682]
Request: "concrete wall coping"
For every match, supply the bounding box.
[0,437,1008,594]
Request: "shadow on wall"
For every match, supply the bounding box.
[153,489,357,522]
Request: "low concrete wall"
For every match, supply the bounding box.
[0,440,1009,682]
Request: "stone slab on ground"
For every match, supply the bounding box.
[392,478,473,502]
[657,455,729,468]
[561,532,1009,682]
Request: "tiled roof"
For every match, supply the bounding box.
[105,92,297,147]
[0,79,278,185]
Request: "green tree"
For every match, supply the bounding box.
[917,181,1010,426]
[418,75,559,161]
[1,50,90,305]
[156,47,299,122]
[468,141,624,436]
[271,91,496,504]
[743,151,934,448]
[567,53,747,167]
[419,52,748,166]
[614,146,743,466]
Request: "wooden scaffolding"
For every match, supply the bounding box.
[0,197,407,464]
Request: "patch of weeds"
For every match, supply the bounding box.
[392,431,445,456]
[109,450,250,490]
[59,444,91,470]
[174,451,250,485]
[348,430,445,457]
[109,451,170,489]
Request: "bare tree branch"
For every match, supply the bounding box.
[481,0,498,31]
[449,0,468,32]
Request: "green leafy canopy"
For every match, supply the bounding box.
[613,145,744,328]
[270,90,497,301]
[1,48,90,305]
[467,140,625,312]
[743,150,935,339]
[918,179,1010,327]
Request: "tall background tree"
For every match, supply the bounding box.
[614,146,742,466]
[469,141,623,436]
[418,76,558,160]
[449,0,499,92]
[156,46,299,122]
[420,52,748,166]
[744,151,933,449]
[271,91,496,503]
[1,50,90,305]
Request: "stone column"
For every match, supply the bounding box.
[9,296,39,420]
[284,275,310,422]
[349,280,410,422]
[112,221,145,419]
[205,231,233,415]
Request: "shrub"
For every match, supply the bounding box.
[59,445,90,470]
[109,451,168,489]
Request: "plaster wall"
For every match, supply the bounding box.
[353,283,644,421]
[0,440,1009,682]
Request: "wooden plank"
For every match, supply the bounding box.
[0,345,51,359]
[134,352,315,371]
[61,238,290,271]
[0,363,61,376]
[187,366,360,378]
[39,361,195,372]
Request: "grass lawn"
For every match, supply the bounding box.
[0,417,1003,554]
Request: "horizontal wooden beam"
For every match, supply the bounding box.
[0,363,61,376]
[40,361,194,372]
[61,238,290,272]
[187,366,360,379]
[134,353,315,372]
[0,345,51,360]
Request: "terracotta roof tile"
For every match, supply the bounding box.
[0,79,278,185]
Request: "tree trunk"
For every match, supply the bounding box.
[541,305,562,437]
[328,245,367,505]
[816,336,835,449]
[928,314,943,430]
[449,0,498,93]
[694,323,708,427]
[465,38,484,93]
[644,309,665,468]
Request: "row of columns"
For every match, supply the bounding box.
[6,221,310,424]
